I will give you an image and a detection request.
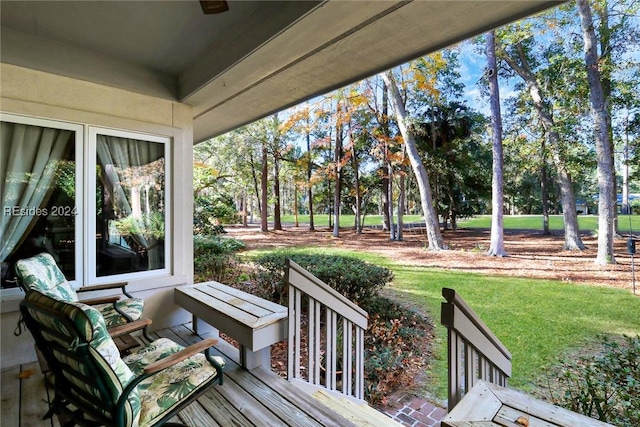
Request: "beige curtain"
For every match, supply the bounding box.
[1,122,71,261]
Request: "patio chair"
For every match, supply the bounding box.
[20,290,225,427]
[15,252,152,344]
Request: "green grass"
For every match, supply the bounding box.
[275,214,640,233]
[243,246,640,401]
[385,265,640,399]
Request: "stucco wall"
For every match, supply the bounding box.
[1,63,195,368]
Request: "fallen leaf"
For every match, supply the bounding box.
[17,369,35,379]
[515,415,529,426]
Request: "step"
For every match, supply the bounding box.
[312,390,404,427]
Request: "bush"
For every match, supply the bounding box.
[194,194,236,235]
[364,296,430,405]
[251,252,393,305]
[547,334,640,426]
[194,235,245,283]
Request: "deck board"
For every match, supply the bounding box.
[1,323,359,427]
[1,366,20,427]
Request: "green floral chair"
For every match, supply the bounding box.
[20,290,225,427]
[15,252,151,343]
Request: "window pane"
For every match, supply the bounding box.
[1,121,76,288]
[96,135,166,276]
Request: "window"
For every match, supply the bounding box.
[1,115,171,294]
[88,128,170,282]
[1,116,83,293]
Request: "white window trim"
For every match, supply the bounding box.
[87,126,172,285]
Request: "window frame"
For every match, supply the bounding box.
[87,126,172,284]
[0,115,174,298]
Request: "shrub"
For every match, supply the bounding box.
[194,235,245,283]
[194,194,236,235]
[364,296,430,405]
[251,252,393,305]
[547,334,640,426]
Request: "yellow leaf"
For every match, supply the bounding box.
[17,369,35,379]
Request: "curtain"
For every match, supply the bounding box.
[96,135,164,270]
[1,122,71,261]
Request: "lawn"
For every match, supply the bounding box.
[277,214,640,233]
[243,246,640,401]
[384,264,640,399]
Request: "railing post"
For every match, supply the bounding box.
[441,287,512,410]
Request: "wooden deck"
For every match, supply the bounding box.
[1,323,361,427]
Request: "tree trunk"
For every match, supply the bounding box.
[397,170,405,241]
[388,153,395,240]
[381,169,390,232]
[273,155,282,231]
[594,2,619,235]
[502,44,585,250]
[293,187,299,227]
[350,125,362,234]
[540,141,550,235]
[242,195,248,227]
[306,124,315,231]
[381,83,392,235]
[333,118,343,238]
[382,71,445,250]
[260,143,269,232]
[577,0,616,264]
[485,31,508,257]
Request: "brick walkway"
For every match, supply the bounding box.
[381,392,447,427]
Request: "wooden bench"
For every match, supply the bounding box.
[174,281,288,369]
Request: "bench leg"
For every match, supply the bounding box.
[240,345,271,370]
[193,316,220,339]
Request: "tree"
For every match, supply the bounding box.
[497,27,586,250]
[577,0,616,264]
[382,70,445,250]
[485,31,508,257]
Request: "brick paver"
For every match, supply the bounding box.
[380,392,447,427]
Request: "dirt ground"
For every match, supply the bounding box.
[227,225,637,292]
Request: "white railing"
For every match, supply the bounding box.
[440,287,512,410]
[285,260,368,400]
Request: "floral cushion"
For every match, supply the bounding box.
[16,253,78,301]
[123,338,225,427]
[97,298,145,328]
[16,252,144,326]
[24,291,141,426]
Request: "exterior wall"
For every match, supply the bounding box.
[0,64,194,368]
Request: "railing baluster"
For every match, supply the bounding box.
[285,260,368,400]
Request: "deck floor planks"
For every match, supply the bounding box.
[165,324,331,427]
[174,398,222,427]
[1,366,20,427]
[250,366,359,427]
[19,363,59,427]
[3,324,359,427]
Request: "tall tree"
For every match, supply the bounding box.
[382,70,445,250]
[485,31,508,257]
[497,29,586,250]
[577,0,616,264]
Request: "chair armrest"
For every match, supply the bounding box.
[108,318,153,338]
[142,338,218,375]
[79,296,121,305]
[77,282,134,298]
[76,282,128,293]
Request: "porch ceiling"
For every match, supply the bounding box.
[0,0,563,143]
